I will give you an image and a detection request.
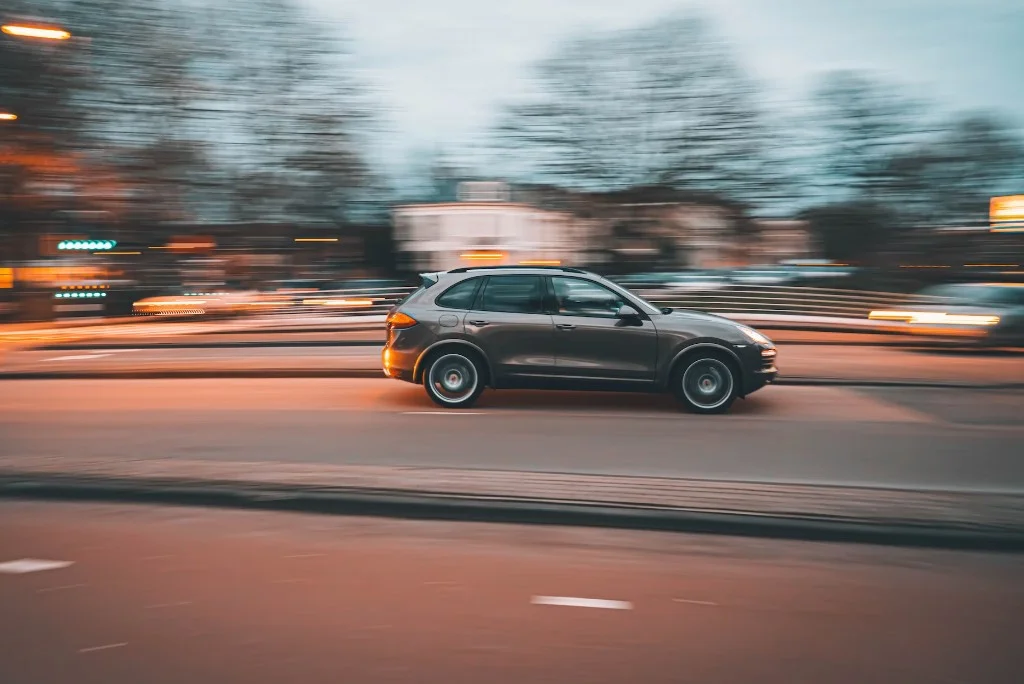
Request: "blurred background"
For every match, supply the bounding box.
[2,6,1024,682]
[1,0,1022,338]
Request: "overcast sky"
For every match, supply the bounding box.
[305,0,1024,171]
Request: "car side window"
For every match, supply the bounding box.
[551,277,626,318]
[478,276,545,314]
[435,277,481,310]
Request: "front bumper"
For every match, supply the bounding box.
[738,344,777,395]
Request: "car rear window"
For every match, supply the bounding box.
[436,277,482,310]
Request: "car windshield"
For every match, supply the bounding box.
[600,277,664,315]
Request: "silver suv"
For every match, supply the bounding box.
[382,266,777,414]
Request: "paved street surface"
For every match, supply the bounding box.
[2,378,1022,491]
[3,341,1022,385]
[1,501,1021,684]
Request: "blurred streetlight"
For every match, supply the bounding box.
[2,24,72,40]
[0,112,18,121]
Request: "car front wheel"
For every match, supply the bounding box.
[424,352,484,408]
[673,355,738,414]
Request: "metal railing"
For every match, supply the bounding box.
[98,283,951,334]
[261,286,416,318]
[637,285,939,320]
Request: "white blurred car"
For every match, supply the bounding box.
[662,271,733,292]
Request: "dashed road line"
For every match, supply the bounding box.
[37,583,88,593]
[531,595,633,610]
[79,643,127,654]
[145,601,193,609]
[43,353,113,362]
[0,558,75,574]
[673,598,718,606]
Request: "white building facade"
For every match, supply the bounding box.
[392,182,602,272]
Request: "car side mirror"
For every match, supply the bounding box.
[616,304,640,319]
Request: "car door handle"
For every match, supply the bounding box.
[468,319,490,326]
[555,323,576,330]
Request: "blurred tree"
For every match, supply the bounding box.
[207,0,376,226]
[800,202,894,263]
[808,70,930,205]
[808,70,1024,238]
[886,113,1024,225]
[0,0,92,259]
[12,0,380,228]
[493,13,776,206]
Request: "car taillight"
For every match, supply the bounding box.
[386,311,417,329]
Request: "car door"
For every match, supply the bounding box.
[549,276,658,382]
[466,275,556,381]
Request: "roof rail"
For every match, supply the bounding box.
[448,265,589,274]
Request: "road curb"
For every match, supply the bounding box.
[1,368,1021,389]
[1,472,1022,551]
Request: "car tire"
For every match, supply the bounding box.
[672,353,738,415]
[423,351,485,409]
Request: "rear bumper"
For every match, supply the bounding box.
[381,338,419,384]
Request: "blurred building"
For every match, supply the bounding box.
[750,220,817,265]
[517,185,817,272]
[393,183,819,274]
[392,182,603,272]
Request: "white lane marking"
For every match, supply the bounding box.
[79,642,127,654]
[0,558,75,574]
[284,553,326,559]
[44,353,113,361]
[37,583,88,593]
[673,598,718,606]
[145,601,192,609]
[401,411,486,415]
[531,595,632,610]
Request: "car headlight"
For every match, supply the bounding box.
[738,325,772,346]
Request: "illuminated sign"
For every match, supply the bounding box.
[58,240,117,251]
[990,195,1024,231]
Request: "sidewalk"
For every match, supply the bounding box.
[1,456,1022,549]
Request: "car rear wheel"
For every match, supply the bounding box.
[424,352,484,409]
[673,355,737,414]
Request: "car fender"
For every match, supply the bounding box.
[413,338,495,385]
[659,340,744,390]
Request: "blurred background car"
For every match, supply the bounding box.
[869,283,1024,346]
[132,287,265,317]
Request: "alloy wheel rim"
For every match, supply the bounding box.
[682,358,733,409]
[429,354,478,403]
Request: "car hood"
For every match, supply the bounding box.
[654,308,744,334]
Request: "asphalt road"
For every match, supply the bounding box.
[1,501,1022,684]
[3,342,1022,385]
[2,378,1022,492]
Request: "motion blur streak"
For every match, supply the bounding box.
[1,24,71,39]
